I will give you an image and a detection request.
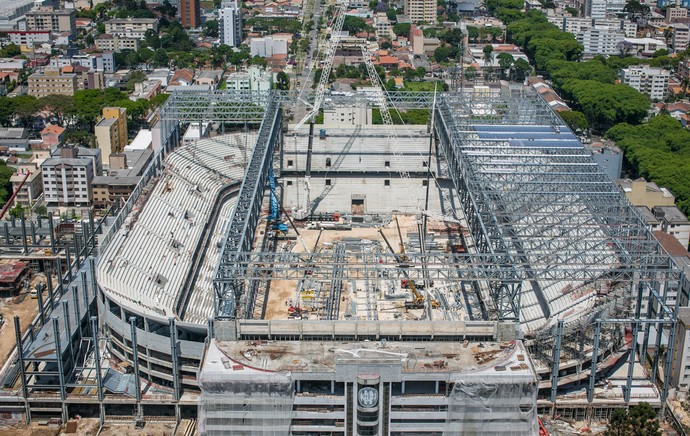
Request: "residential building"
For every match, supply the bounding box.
[40,124,65,147]
[666,5,687,21]
[95,107,128,165]
[578,25,627,55]
[623,37,668,55]
[129,80,162,100]
[195,70,223,86]
[49,53,116,73]
[6,30,51,47]
[28,68,77,98]
[585,0,626,19]
[41,146,102,207]
[404,0,436,23]
[9,164,42,208]
[91,149,153,209]
[679,59,690,79]
[672,24,690,51]
[615,178,675,209]
[547,16,637,38]
[180,0,200,29]
[25,9,76,33]
[64,65,105,91]
[224,66,273,91]
[105,18,159,39]
[374,12,393,39]
[250,36,287,57]
[620,65,670,100]
[95,34,140,52]
[654,206,690,248]
[410,25,424,55]
[220,0,242,47]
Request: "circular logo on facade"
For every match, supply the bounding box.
[358,386,379,408]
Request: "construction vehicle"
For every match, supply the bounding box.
[287,305,303,319]
[268,169,289,234]
[394,216,410,262]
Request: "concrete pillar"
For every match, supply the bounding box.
[129,317,142,407]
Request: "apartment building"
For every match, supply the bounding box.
[673,24,690,52]
[620,65,670,100]
[250,36,288,57]
[95,34,140,52]
[91,149,153,209]
[180,0,200,29]
[41,146,102,208]
[6,30,51,47]
[9,164,42,208]
[224,66,273,91]
[578,25,627,55]
[28,68,77,98]
[105,18,159,39]
[374,12,393,38]
[548,16,637,37]
[95,107,128,165]
[220,0,242,46]
[25,9,76,33]
[49,53,116,73]
[616,178,675,209]
[404,0,436,23]
[667,5,688,21]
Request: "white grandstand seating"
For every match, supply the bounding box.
[97,133,257,323]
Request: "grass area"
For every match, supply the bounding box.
[402,81,446,92]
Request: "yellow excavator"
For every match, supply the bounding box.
[378,227,440,310]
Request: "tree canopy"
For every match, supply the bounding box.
[607,116,690,215]
[603,402,661,436]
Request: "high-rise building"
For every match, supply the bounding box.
[620,65,670,100]
[95,107,128,165]
[41,146,102,207]
[180,0,201,29]
[220,0,242,46]
[404,0,437,23]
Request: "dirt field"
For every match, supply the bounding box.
[0,279,46,370]
[263,215,421,320]
[265,279,298,319]
[0,417,190,436]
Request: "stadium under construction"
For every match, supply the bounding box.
[0,87,684,434]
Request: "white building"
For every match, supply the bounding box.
[577,25,627,55]
[225,66,273,91]
[585,0,626,19]
[105,17,159,39]
[41,146,102,207]
[374,12,393,39]
[250,36,288,57]
[6,30,51,47]
[620,65,670,100]
[623,37,667,56]
[220,0,242,47]
[49,53,116,73]
[672,24,690,52]
[547,16,637,37]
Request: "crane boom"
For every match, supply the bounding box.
[295,5,346,130]
[361,46,409,179]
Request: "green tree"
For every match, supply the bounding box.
[483,44,494,65]
[559,110,588,133]
[8,204,23,219]
[39,94,75,125]
[275,71,290,90]
[497,52,514,79]
[64,130,95,147]
[343,16,367,34]
[11,95,40,128]
[0,44,20,58]
[393,22,411,37]
[204,19,219,37]
[623,0,650,23]
[604,402,660,436]
[513,57,531,80]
